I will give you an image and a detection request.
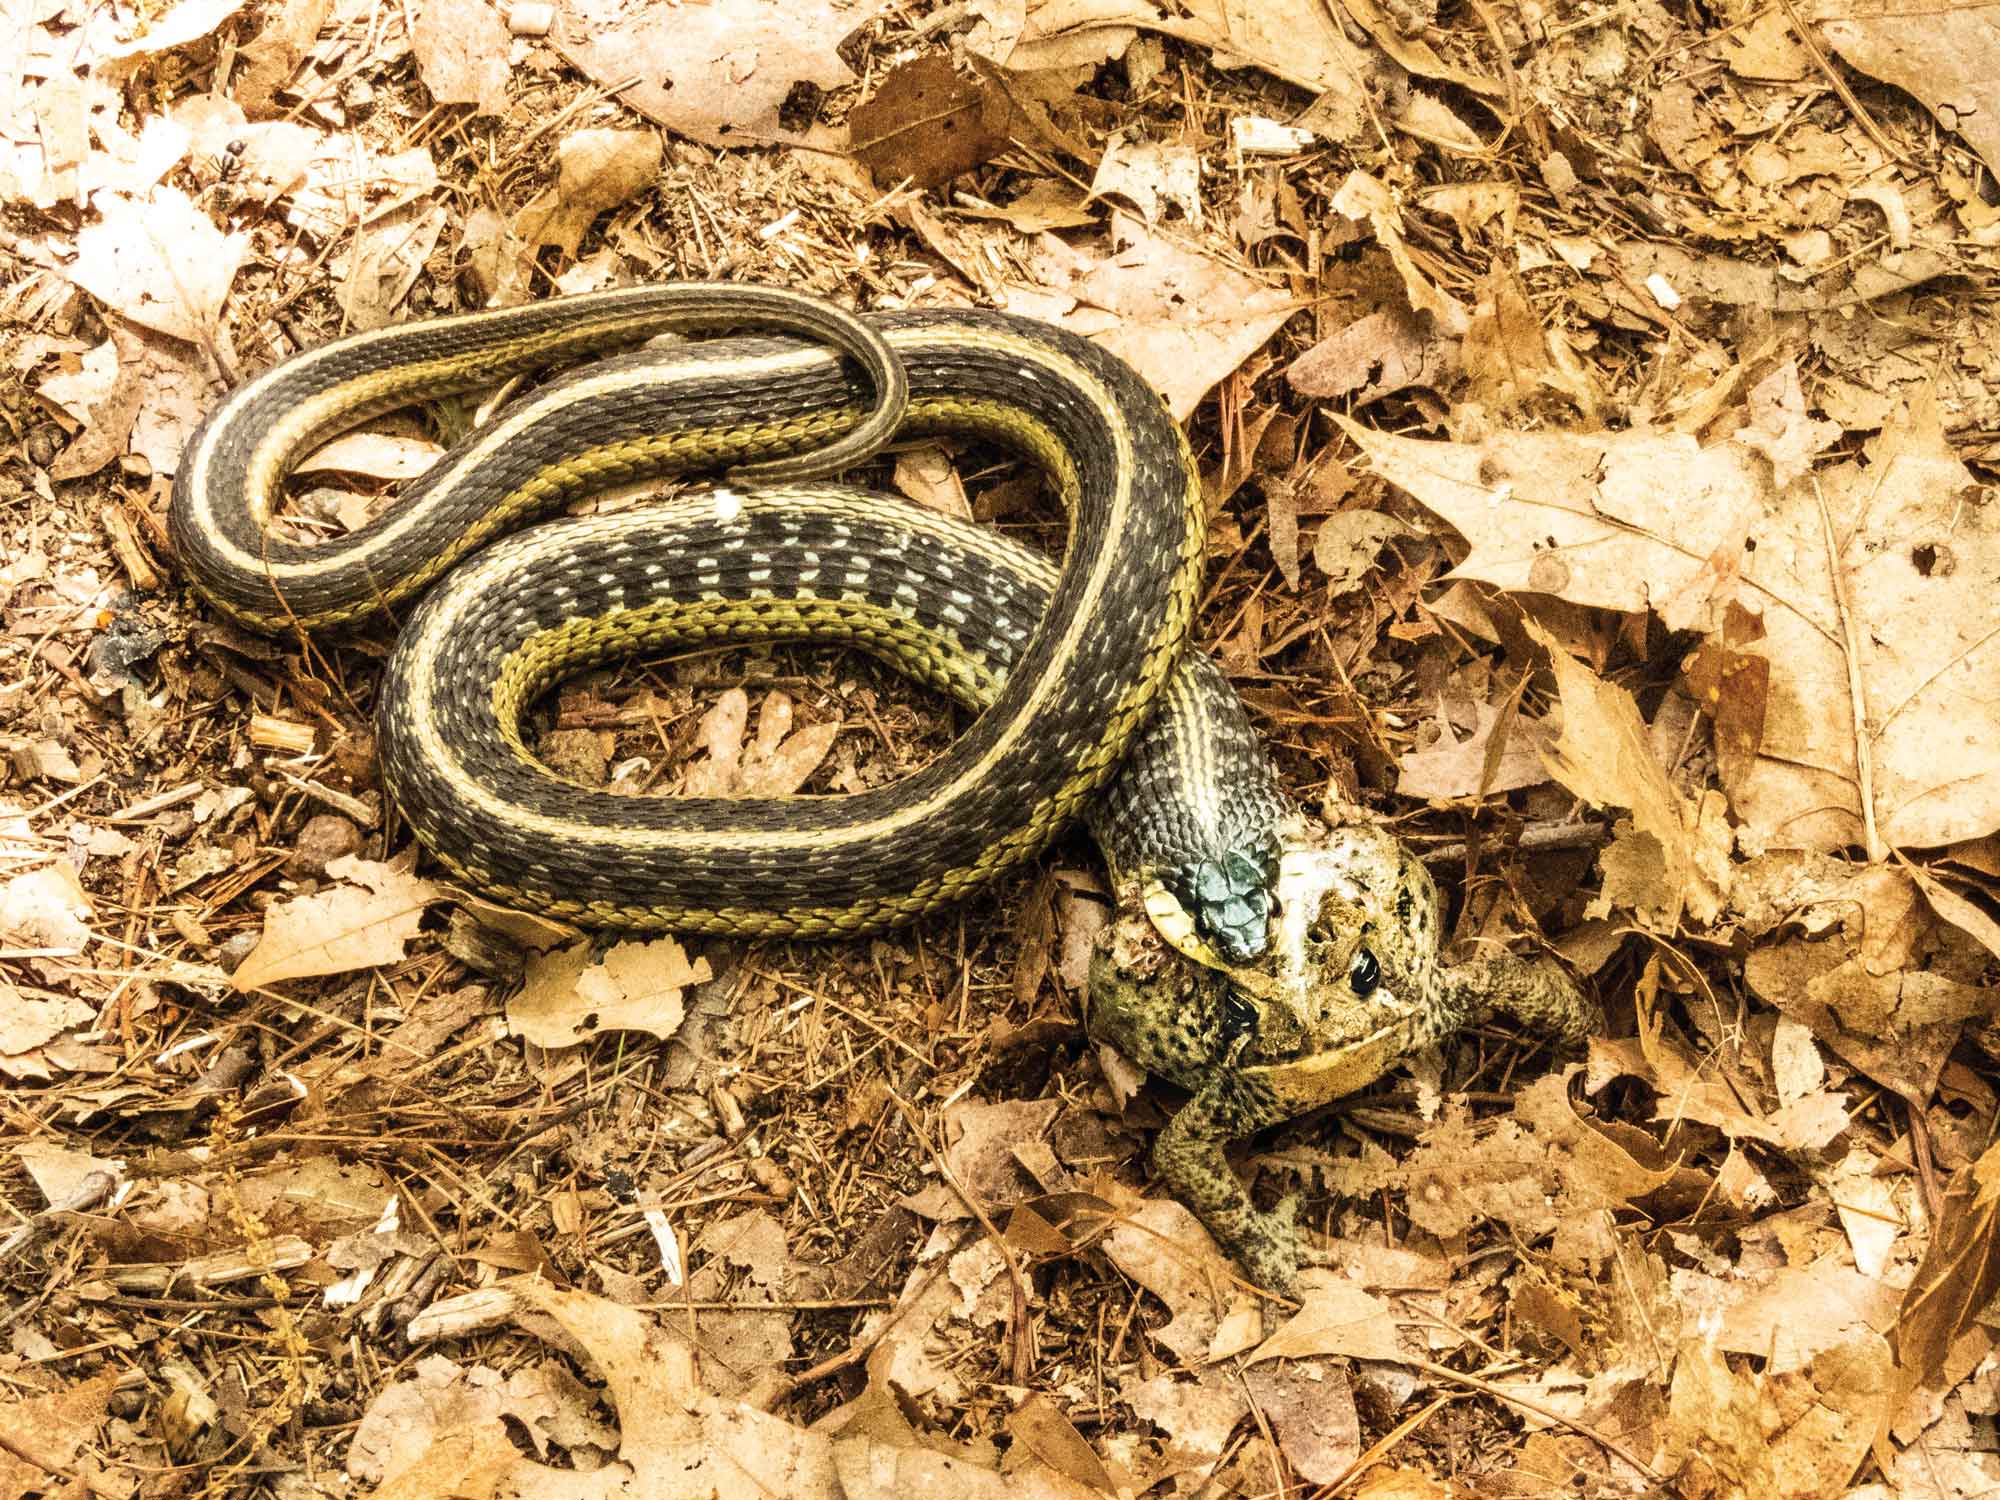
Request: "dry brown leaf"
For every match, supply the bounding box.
[0,1370,117,1498]
[98,0,246,61]
[967,0,1411,148]
[67,186,248,345]
[516,129,664,259]
[1888,1141,2000,1431]
[1009,213,1293,420]
[1287,305,1454,404]
[231,855,442,990]
[1395,697,1553,801]
[350,1354,617,1483]
[1248,1277,1402,1363]
[552,0,885,150]
[340,198,450,330]
[1528,618,1730,929]
[1241,1358,1362,1485]
[408,0,510,116]
[1724,396,2000,854]
[1332,414,1766,633]
[0,862,95,952]
[1003,1394,1116,1495]
[236,0,333,115]
[849,57,1009,190]
[891,445,974,519]
[1818,12,2000,177]
[0,980,93,1056]
[1330,172,1472,336]
[1088,138,1201,226]
[295,431,446,480]
[508,936,709,1046]
[383,1280,1107,1500]
[1097,1197,1232,1362]
[1312,510,1413,598]
[739,718,840,797]
[682,687,751,796]
[1119,1365,1248,1476]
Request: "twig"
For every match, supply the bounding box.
[1418,819,1610,868]
[1812,478,1883,861]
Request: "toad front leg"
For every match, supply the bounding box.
[1151,1066,1303,1294]
[1085,906,1308,1292]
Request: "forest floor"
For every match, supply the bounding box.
[3,0,2000,1495]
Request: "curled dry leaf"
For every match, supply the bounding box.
[1528,619,1730,929]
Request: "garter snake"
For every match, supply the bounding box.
[170,284,1285,949]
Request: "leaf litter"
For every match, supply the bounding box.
[2,0,2000,1494]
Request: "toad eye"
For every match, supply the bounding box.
[1220,992,1258,1045]
[1348,948,1381,997]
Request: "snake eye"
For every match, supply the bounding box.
[1349,948,1381,997]
[1220,992,1258,1045]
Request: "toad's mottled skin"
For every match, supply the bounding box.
[1086,818,1598,1295]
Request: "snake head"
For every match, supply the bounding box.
[1160,837,1281,965]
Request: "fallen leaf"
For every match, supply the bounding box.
[1287,305,1455,404]
[350,1353,618,1483]
[1119,1364,1247,1474]
[98,0,246,61]
[1722,396,2000,854]
[408,0,510,115]
[339,198,451,330]
[1888,1140,2000,1429]
[1010,212,1294,419]
[1818,12,2000,177]
[552,0,886,149]
[1004,1394,1116,1494]
[1242,1357,1362,1485]
[236,0,334,116]
[968,0,1403,149]
[1529,619,1730,929]
[0,1371,117,1499]
[231,855,443,990]
[1088,137,1201,226]
[508,936,710,1046]
[516,129,664,258]
[67,186,248,345]
[295,431,446,480]
[0,981,95,1055]
[849,57,1010,189]
[1249,1276,1403,1363]
[0,863,95,951]
[1098,1197,1232,1362]
[1332,414,1766,633]
[1395,697,1553,801]
[1311,510,1412,597]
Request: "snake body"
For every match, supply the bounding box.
[169,286,1286,951]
